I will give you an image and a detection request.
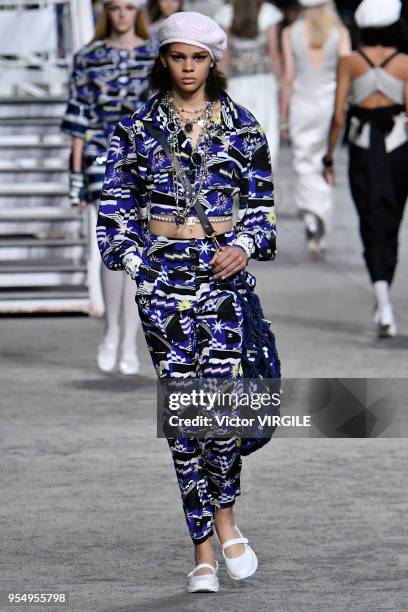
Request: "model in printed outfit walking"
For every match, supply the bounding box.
[97,11,279,592]
[62,0,157,374]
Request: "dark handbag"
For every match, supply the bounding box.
[142,120,281,455]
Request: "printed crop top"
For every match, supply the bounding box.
[97,91,277,270]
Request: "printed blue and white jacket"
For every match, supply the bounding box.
[61,39,158,159]
[97,90,277,269]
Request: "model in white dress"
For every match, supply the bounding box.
[281,2,350,256]
[215,1,283,167]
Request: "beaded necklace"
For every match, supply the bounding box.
[163,93,217,226]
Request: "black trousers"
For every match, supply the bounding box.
[348,122,408,285]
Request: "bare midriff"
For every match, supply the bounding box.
[148,219,233,239]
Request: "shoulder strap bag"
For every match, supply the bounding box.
[143,120,281,455]
[142,121,223,252]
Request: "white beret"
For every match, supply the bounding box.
[159,11,228,63]
[355,0,401,28]
[298,0,328,6]
[103,0,145,7]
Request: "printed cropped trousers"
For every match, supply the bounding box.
[135,228,256,544]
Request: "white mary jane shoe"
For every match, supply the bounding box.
[186,560,219,593]
[216,525,258,580]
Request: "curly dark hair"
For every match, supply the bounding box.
[148,48,228,101]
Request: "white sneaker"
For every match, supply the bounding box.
[97,341,118,373]
[216,524,258,580]
[186,560,219,593]
[118,352,140,375]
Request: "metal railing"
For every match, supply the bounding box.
[0,0,94,96]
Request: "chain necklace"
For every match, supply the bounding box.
[174,105,206,115]
[172,98,215,135]
[163,93,216,226]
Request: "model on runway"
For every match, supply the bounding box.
[214,0,283,168]
[281,0,350,257]
[62,0,157,374]
[97,11,280,592]
[324,0,408,338]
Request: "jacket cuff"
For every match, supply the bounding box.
[123,252,142,279]
[233,234,255,260]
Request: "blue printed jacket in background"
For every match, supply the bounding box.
[61,39,158,203]
[97,91,277,266]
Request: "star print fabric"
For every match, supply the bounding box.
[135,227,254,377]
[134,228,252,543]
[95,89,279,544]
[61,40,157,204]
[97,90,277,269]
[168,436,241,544]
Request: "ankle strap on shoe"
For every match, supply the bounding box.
[222,536,249,551]
[188,561,218,577]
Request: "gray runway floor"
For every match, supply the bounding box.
[1,148,407,611]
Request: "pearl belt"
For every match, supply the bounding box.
[149,213,233,226]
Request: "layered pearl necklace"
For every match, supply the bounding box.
[163,93,217,226]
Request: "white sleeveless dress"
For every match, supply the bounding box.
[289,20,341,234]
[214,3,283,167]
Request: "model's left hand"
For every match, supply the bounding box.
[210,246,248,279]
